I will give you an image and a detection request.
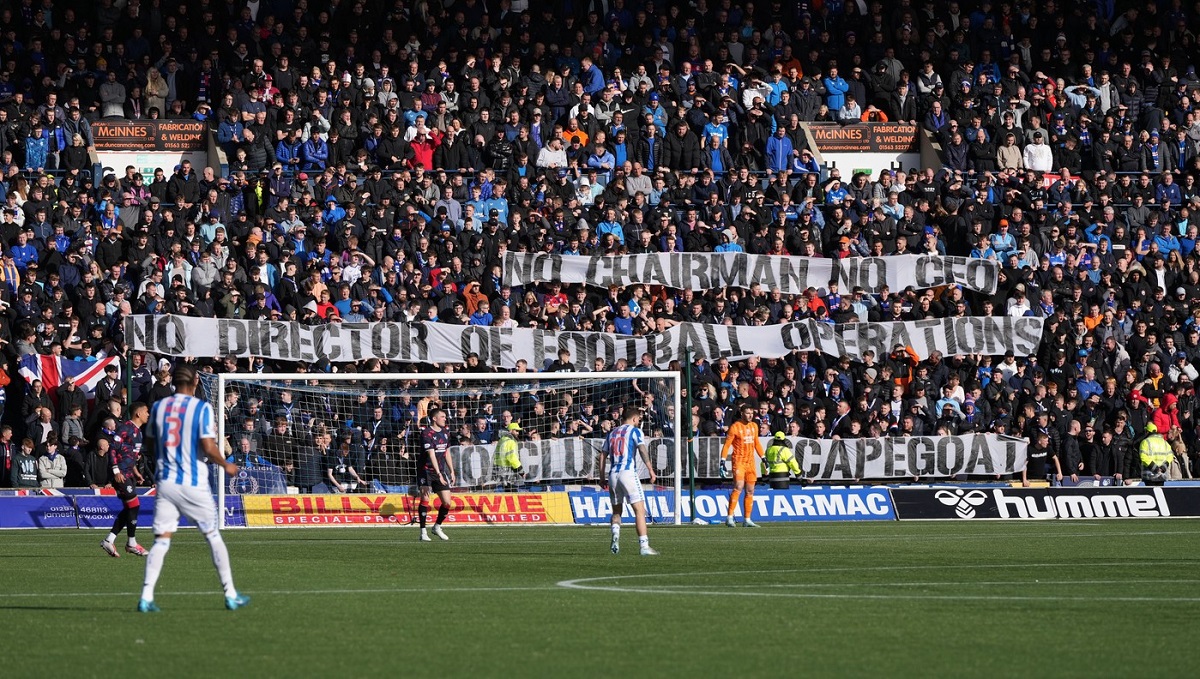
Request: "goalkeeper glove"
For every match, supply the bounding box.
[720,459,731,478]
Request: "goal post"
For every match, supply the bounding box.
[210,371,683,528]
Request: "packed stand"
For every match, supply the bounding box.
[0,0,1198,490]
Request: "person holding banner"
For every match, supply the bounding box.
[721,404,764,528]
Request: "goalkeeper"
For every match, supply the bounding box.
[721,404,764,528]
[762,432,802,490]
[493,422,526,489]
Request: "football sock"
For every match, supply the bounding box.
[127,515,138,544]
[435,504,449,525]
[204,528,238,598]
[418,502,429,529]
[728,489,741,517]
[638,535,649,548]
[611,524,620,539]
[108,511,128,542]
[743,492,754,521]
[141,537,171,601]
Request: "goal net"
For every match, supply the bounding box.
[209,370,683,527]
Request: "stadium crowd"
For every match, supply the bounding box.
[1,0,1200,490]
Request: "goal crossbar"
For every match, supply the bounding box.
[215,371,684,527]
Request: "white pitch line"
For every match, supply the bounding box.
[658,579,1200,589]
[558,562,1196,581]
[1,586,554,599]
[556,565,1200,603]
[556,585,1200,604]
[6,528,1196,548]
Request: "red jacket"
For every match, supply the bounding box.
[1151,394,1181,433]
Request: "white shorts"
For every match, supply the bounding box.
[608,470,645,507]
[153,482,219,534]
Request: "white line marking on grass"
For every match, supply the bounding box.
[10,529,1195,549]
[666,579,1200,589]
[557,566,1200,603]
[1,586,553,599]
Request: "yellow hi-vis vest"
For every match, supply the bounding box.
[493,434,521,470]
[763,443,802,476]
[1139,434,1174,469]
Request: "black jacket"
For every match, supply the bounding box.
[634,133,665,170]
[166,170,201,205]
[663,130,703,171]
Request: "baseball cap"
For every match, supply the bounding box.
[772,431,786,440]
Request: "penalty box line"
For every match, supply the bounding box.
[556,564,1200,603]
[2,586,555,599]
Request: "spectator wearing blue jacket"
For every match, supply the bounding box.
[791,149,820,174]
[596,207,625,245]
[579,56,606,96]
[642,92,667,130]
[764,127,793,173]
[217,116,244,153]
[1156,173,1182,206]
[9,231,38,270]
[823,67,850,111]
[824,179,849,205]
[766,72,789,105]
[1153,222,1181,255]
[586,143,615,184]
[322,197,346,225]
[301,134,329,172]
[715,229,743,253]
[24,123,48,171]
[469,301,494,326]
[276,131,303,172]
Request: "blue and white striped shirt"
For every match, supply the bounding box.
[605,423,644,473]
[151,394,216,487]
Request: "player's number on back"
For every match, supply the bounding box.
[164,414,183,448]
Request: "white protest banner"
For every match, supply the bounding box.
[691,434,1027,481]
[126,314,1044,367]
[502,252,1000,294]
[444,433,1025,485]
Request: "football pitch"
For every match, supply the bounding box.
[3,521,1198,678]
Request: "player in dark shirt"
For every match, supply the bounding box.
[102,403,150,558]
[417,408,455,542]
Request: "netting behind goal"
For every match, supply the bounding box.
[209,371,682,525]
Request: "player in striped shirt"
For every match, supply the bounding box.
[599,405,657,556]
[137,366,249,613]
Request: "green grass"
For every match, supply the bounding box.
[3,521,1198,678]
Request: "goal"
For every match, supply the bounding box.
[209,370,684,527]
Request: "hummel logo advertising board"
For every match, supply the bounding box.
[892,487,1200,520]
